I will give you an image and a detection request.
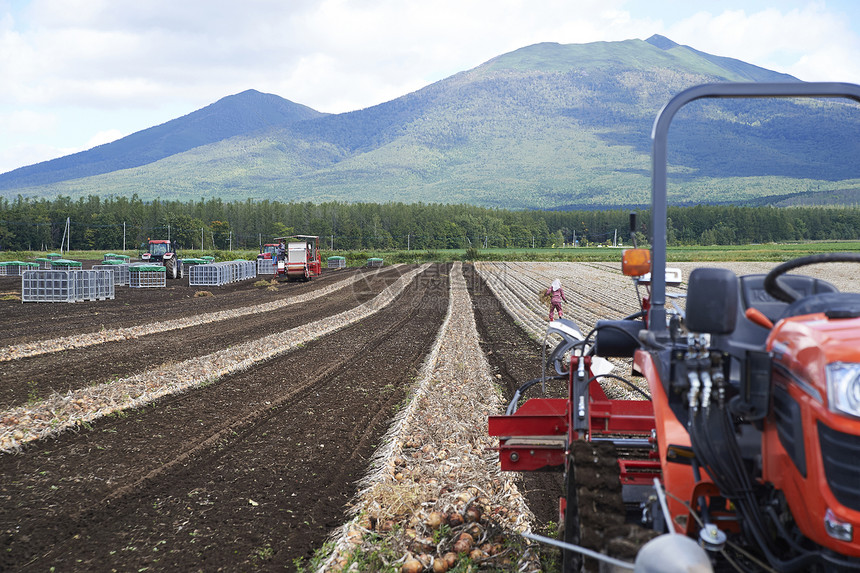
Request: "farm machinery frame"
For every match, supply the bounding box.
[490,83,860,572]
[272,235,322,281]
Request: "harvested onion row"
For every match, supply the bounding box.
[321,262,540,572]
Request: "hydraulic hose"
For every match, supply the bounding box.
[505,374,566,415]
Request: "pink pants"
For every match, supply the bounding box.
[549,302,563,321]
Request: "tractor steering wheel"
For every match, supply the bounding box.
[763,252,860,303]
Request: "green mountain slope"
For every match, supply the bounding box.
[0,90,325,189]
[2,36,859,209]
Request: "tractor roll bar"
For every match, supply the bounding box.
[648,82,860,336]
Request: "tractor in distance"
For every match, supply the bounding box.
[272,235,322,281]
[257,243,279,260]
[139,239,183,279]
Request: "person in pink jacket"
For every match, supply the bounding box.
[545,279,568,321]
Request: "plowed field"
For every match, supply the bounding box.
[7,259,822,571]
[0,264,454,570]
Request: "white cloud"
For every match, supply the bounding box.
[664,4,860,83]
[1,0,657,113]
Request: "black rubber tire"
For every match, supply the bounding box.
[562,451,582,573]
[165,258,178,280]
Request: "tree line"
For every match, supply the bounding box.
[2,194,860,252]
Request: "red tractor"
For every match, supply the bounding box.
[490,83,860,571]
[140,239,183,279]
[258,243,279,260]
[273,235,321,281]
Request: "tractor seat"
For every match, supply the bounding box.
[739,274,839,322]
[719,274,840,348]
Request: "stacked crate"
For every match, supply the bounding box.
[21,269,114,302]
[257,257,277,275]
[129,264,166,288]
[93,261,130,286]
[51,259,82,270]
[189,260,256,286]
[0,261,38,276]
[366,258,384,268]
[327,256,346,269]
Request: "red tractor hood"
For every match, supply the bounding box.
[769,314,860,405]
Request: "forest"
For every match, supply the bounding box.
[1,194,860,253]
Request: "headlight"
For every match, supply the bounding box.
[826,362,860,418]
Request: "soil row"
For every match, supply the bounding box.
[0,266,409,410]
[0,265,364,346]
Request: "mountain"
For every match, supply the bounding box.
[0,90,325,189]
[2,35,859,209]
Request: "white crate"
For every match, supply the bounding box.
[77,270,115,300]
[21,269,115,302]
[0,262,38,276]
[189,260,256,286]
[22,270,76,302]
[257,258,277,275]
[92,263,130,286]
[129,266,166,288]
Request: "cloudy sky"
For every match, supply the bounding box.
[1,0,859,175]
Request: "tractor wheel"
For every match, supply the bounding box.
[165,258,178,280]
[563,441,631,572]
[561,450,583,573]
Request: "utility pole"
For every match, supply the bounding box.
[59,217,70,254]
[123,222,126,251]
[201,228,204,251]
[229,230,232,251]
